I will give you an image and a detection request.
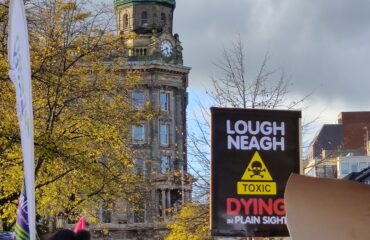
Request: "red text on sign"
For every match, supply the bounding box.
[226,198,285,216]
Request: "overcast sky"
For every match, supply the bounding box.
[172,0,370,128]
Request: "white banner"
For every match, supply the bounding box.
[8,0,36,239]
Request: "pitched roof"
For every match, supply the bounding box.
[310,124,343,158]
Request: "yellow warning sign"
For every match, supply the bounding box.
[237,151,277,195]
[237,182,276,195]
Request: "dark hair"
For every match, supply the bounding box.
[75,230,91,240]
[49,229,76,240]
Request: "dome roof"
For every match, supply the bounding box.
[114,0,175,7]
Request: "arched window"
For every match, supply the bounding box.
[141,11,148,26]
[123,13,129,29]
[160,13,166,26]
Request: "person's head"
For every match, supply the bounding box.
[49,229,75,240]
[75,230,91,240]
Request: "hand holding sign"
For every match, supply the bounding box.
[285,174,370,240]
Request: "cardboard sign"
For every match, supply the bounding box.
[210,107,301,237]
[285,174,370,240]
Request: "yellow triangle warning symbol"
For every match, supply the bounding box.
[241,151,273,181]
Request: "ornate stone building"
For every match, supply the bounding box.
[92,0,192,239]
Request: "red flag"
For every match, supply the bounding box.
[73,216,87,233]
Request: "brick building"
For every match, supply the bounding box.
[305,112,370,178]
[339,112,370,154]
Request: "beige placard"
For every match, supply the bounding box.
[285,174,370,240]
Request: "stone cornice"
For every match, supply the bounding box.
[123,61,191,74]
[114,0,175,7]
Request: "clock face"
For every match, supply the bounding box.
[160,40,173,57]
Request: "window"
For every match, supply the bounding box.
[341,162,349,174]
[133,201,145,223]
[160,91,170,111]
[170,189,182,210]
[161,155,171,173]
[160,123,170,146]
[124,14,129,29]
[141,11,148,26]
[324,165,336,178]
[132,91,144,109]
[134,48,147,56]
[157,190,163,217]
[315,166,324,178]
[100,205,112,223]
[351,163,358,172]
[132,125,145,143]
[102,209,112,223]
[160,13,166,26]
[136,158,145,176]
[359,162,368,171]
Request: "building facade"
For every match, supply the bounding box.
[92,1,192,239]
[305,112,370,179]
[338,112,370,154]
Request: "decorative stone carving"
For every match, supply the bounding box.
[174,33,183,65]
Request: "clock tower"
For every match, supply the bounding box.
[115,0,184,65]
[93,1,192,239]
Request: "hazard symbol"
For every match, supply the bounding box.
[237,151,277,195]
[241,151,272,180]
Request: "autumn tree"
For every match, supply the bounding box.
[0,0,149,230]
[166,37,310,239]
[166,203,210,240]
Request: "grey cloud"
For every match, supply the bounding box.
[174,0,370,110]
